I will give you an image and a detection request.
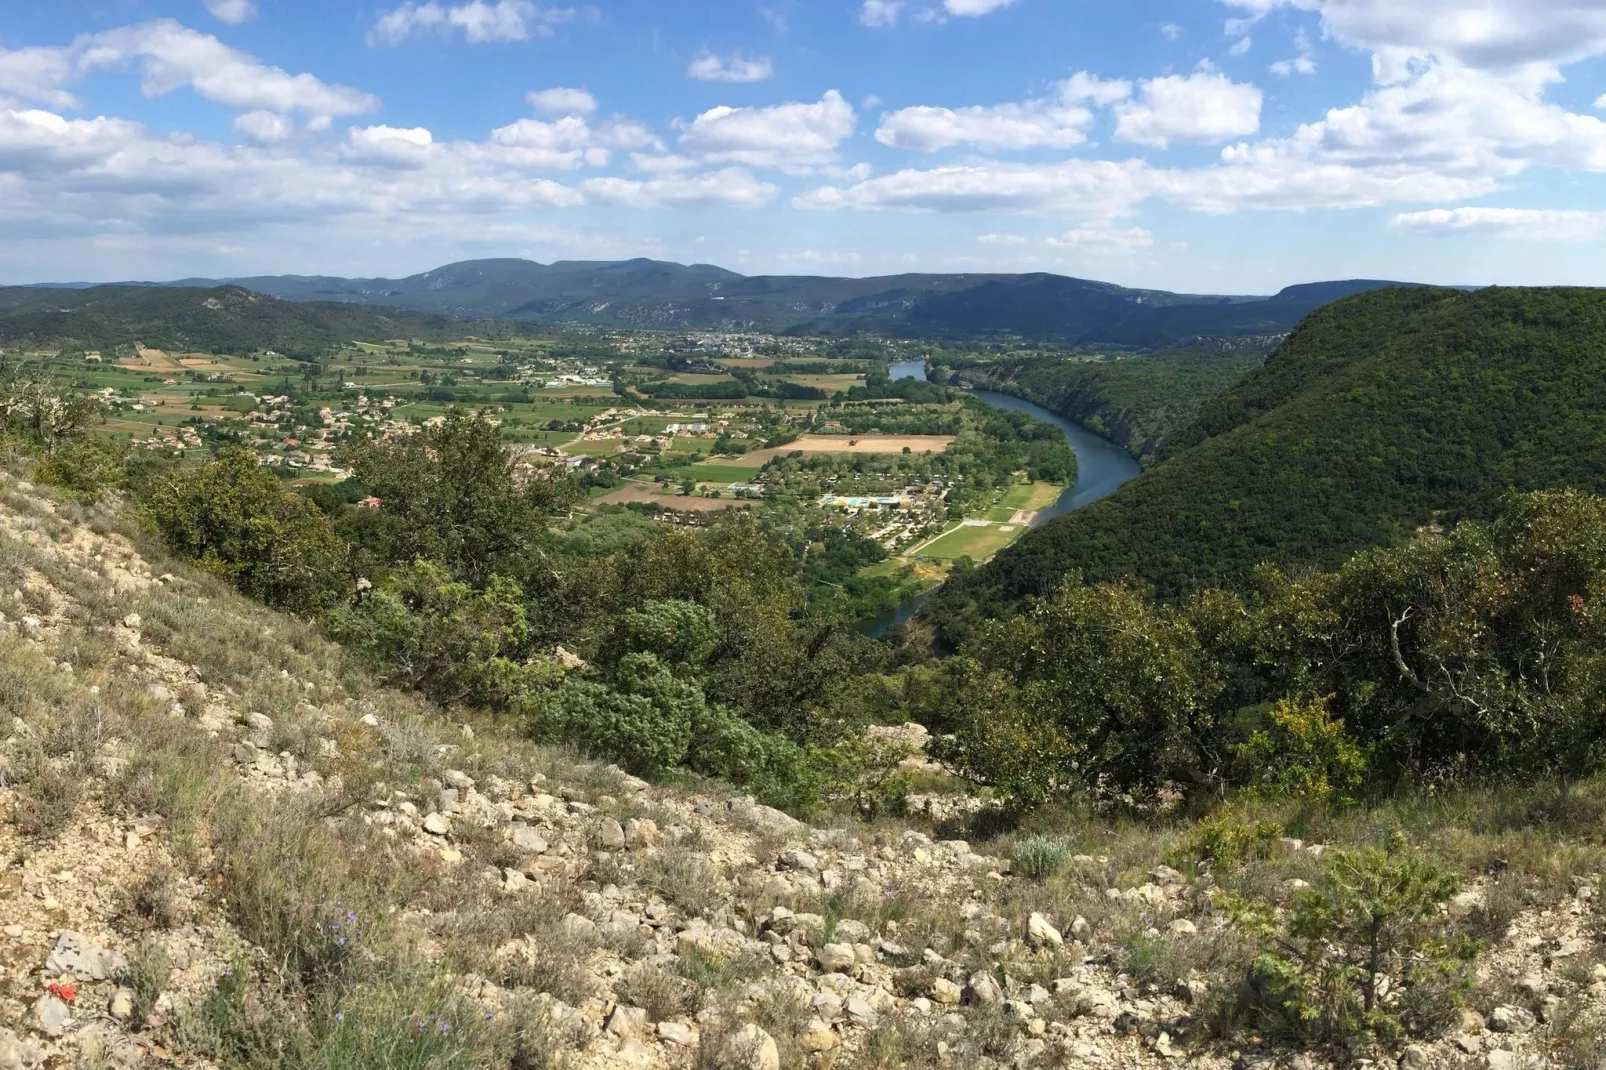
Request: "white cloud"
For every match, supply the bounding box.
[944,0,1020,16]
[1271,29,1316,76]
[1113,70,1263,147]
[1389,206,1606,241]
[527,87,596,115]
[687,51,774,84]
[978,233,1029,245]
[1219,0,1606,82]
[860,0,904,27]
[1046,223,1155,249]
[582,168,778,208]
[1160,22,1183,40]
[876,100,1093,152]
[487,114,659,170]
[368,1,573,46]
[796,158,1154,216]
[876,73,1130,152]
[0,20,378,120]
[233,110,293,143]
[679,90,856,170]
[203,0,259,25]
[1229,35,1252,56]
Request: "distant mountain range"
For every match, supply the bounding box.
[23,259,1452,345]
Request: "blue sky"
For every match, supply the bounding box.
[4,0,1606,292]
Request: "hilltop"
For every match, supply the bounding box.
[0,284,466,359]
[928,286,1606,639]
[26,260,1451,345]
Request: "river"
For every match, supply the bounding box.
[858,360,1143,636]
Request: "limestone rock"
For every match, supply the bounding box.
[108,989,135,1022]
[719,1024,780,1070]
[30,996,70,1038]
[596,819,626,850]
[1027,912,1063,948]
[45,932,127,982]
[1489,1005,1534,1034]
[605,1005,647,1039]
[422,812,451,836]
[657,1022,696,1047]
[817,943,856,971]
[931,978,963,1005]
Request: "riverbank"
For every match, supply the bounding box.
[859,362,1143,636]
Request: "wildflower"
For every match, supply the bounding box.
[334,1011,345,1022]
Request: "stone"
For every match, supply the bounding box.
[122,614,142,630]
[844,996,876,1025]
[622,818,661,848]
[966,971,1003,1005]
[30,996,70,1038]
[605,1005,647,1039]
[444,770,474,790]
[1486,1052,1519,1070]
[501,869,531,894]
[1027,912,1063,948]
[1489,1005,1534,1034]
[1070,915,1091,940]
[719,1024,780,1070]
[511,827,549,853]
[817,943,857,971]
[780,849,821,873]
[1168,918,1198,936]
[1449,890,1485,919]
[801,1019,839,1052]
[561,913,597,940]
[245,711,274,733]
[834,919,870,943]
[931,978,963,1005]
[108,989,135,1021]
[657,1022,696,1046]
[596,819,626,849]
[1400,1045,1431,1069]
[45,932,126,981]
[0,1027,44,1070]
[422,812,451,836]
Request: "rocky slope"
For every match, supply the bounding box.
[1,470,1603,1069]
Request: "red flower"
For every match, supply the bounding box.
[47,982,77,1003]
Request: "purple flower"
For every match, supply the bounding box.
[335,1012,345,1022]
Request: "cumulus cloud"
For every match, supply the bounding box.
[527,87,596,115]
[687,51,774,83]
[860,1,904,27]
[876,73,1130,152]
[487,114,659,170]
[978,233,1029,245]
[1390,206,1606,241]
[1220,0,1606,82]
[679,90,856,170]
[203,0,259,25]
[582,168,779,208]
[0,21,377,121]
[1113,70,1263,147]
[368,0,572,46]
[233,110,293,143]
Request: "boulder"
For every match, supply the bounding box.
[718,1024,780,1070]
[1027,912,1063,948]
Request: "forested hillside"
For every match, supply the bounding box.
[929,286,1606,643]
[952,337,1277,460]
[0,284,463,357]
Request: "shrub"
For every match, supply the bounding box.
[326,561,548,707]
[1011,837,1072,882]
[1234,695,1367,805]
[31,435,130,502]
[145,449,347,613]
[1174,816,1286,871]
[1227,832,1477,1050]
[10,763,81,839]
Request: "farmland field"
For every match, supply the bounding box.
[919,522,1022,561]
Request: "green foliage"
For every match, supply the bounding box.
[960,339,1274,461]
[325,560,549,707]
[1228,834,1475,1050]
[1011,837,1072,881]
[1173,816,1285,870]
[31,435,131,502]
[804,734,913,819]
[1235,696,1367,806]
[931,577,1224,807]
[0,363,101,454]
[340,409,571,585]
[936,287,1606,637]
[146,449,347,613]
